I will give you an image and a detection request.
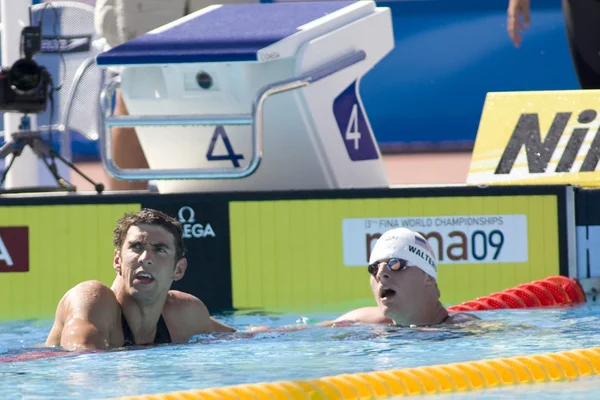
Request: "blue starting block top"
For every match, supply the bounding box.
[96,1,358,66]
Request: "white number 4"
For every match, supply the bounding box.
[345,104,361,150]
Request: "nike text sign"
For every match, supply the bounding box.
[467,90,600,186]
[342,215,528,266]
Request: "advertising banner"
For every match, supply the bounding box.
[141,199,232,312]
[468,90,600,187]
[0,203,140,321]
[230,193,566,311]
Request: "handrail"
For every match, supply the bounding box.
[64,55,102,141]
[98,50,367,181]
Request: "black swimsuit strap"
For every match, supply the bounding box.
[121,313,135,347]
[121,312,172,346]
[154,314,172,344]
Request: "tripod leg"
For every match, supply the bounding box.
[46,148,105,194]
[39,154,74,189]
[0,155,18,188]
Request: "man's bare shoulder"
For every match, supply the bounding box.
[321,307,392,326]
[447,312,480,325]
[46,280,121,349]
[72,280,114,295]
[61,280,120,316]
[167,290,203,301]
[164,290,235,334]
[165,290,207,312]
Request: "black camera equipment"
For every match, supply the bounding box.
[0,4,104,195]
[0,26,50,114]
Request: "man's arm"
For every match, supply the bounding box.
[45,290,70,347]
[210,316,236,333]
[319,306,391,326]
[507,0,531,48]
[244,307,390,333]
[46,281,119,351]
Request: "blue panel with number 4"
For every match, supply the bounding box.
[333,81,379,161]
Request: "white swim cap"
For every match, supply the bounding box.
[369,227,438,279]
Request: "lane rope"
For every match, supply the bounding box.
[112,346,600,399]
[448,276,586,312]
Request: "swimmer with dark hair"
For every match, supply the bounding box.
[46,209,235,350]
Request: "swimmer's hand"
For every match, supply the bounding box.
[246,325,271,333]
[507,0,531,48]
[245,325,314,333]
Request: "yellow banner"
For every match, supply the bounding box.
[0,203,140,321]
[229,195,560,312]
[468,90,600,186]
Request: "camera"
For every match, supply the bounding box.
[0,26,51,114]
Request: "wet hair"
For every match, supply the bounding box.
[113,208,186,260]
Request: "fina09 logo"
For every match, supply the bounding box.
[342,215,529,266]
[178,206,216,239]
[0,227,29,273]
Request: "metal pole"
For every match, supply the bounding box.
[1,0,40,189]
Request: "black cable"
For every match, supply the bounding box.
[47,74,59,173]
[38,2,66,91]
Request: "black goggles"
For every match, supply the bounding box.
[367,258,409,276]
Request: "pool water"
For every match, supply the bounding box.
[2,304,600,399]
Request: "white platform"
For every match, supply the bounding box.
[96,1,394,193]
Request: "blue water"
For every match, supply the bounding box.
[1,304,600,399]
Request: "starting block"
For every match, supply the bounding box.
[96,1,394,193]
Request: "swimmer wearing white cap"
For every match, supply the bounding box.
[330,228,478,327]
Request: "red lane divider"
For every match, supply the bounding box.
[0,350,76,363]
[447,276,586,312]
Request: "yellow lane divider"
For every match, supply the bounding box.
[112,347,600,399]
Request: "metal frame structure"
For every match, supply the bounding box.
[99,50,367,181]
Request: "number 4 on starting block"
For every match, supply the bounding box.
[345,104,361,150]
[206,125,244,168]
[333,81,379,161]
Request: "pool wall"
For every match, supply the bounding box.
[0,185,580,321]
